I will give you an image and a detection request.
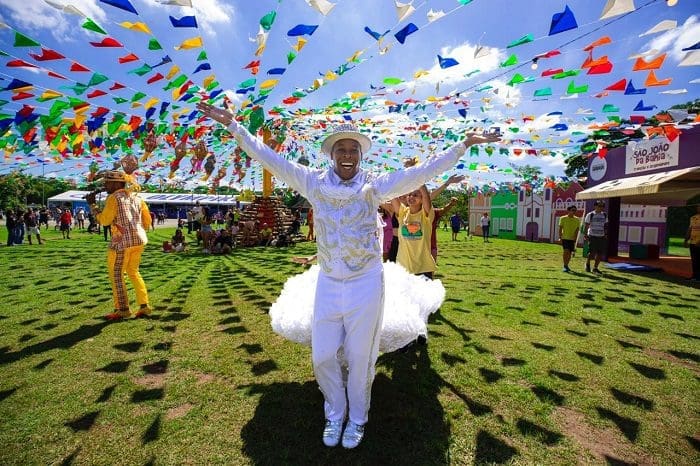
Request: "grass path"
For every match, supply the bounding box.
[0,226,698,465]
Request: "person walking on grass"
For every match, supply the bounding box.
[24,208,43,245]
[684,204,700,282]
[584,200,608,274]
[59,209,72,239]
[86,170,152,321]
[196,100,500,450]
[558,205,580,272]
[480,212,491,242]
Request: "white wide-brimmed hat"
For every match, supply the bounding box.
[320,123,372,155]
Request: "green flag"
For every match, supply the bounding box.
[14,32,40,47]
[82,18,107,35]
[87,72,109,87]
[260,11,276,31]
[500,54,518,67]
[507,34,533,48]
[148,38,163,50]
[196,50,208,61]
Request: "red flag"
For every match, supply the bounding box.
[48,71,67,79]
[70,62,90,72]
[12,92,34,101]
[29,48,65,61]
[87,89,107,98]
[90,37,123,48]
[18,105,35,118]
[23,127,37,143]
[541,68,563,77]
[147,73,164,84]
[128,116,142,131]
[118,53,139,64]
[91,107,110,117]
[7,59,38,69]
[605,79,626,91]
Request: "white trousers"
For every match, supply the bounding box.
[312,266,384,425]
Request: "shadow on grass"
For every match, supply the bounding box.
[240,347,451,464]
[0,321,111,366]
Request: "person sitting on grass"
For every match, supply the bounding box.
[172,228,187,252]
[212,228,233,254]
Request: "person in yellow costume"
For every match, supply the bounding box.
[86,170,152,320]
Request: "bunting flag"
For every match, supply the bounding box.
[364,26,389,41]
[600,0,635,20]
[437,55,459,69]
[174,37,203,50]
[170,16,198,28]
[100,0,139,15]
[394,23,418,44]
[549,5,577,36]
[287,24,318,36]
[0,1,695,195]
[308,0,336,15]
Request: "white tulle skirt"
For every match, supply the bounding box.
[269,261,445,353]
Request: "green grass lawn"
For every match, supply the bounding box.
[0,226,698,465]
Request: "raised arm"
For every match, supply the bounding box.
[196,102,313,196]
[420,185,432,216]
[430,174,465,201]
[374,132,500,202]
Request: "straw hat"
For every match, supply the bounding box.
[102,170,127,183]
[320,123,371,155]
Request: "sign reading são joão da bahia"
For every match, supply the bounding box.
[625,138,680,175]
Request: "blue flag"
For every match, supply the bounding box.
[287,24,318,36]
[549,5,577,36]
[438,55,459,69]
[394,23,418,44]
[169,16,198,28]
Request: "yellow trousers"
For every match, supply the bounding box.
[107,245,149,313]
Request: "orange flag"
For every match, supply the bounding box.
[644,70,672,87]
[632,53,666,71]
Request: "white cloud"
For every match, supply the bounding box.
[143,0,235,36]
[0,0,108,42]
[407,41,503,89]
[646,15,700,62]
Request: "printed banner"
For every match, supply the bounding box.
[625,138,679,175]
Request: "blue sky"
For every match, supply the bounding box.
[0,0,698,191]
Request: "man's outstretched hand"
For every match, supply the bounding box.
[462,132,501,147]
[196,102,234,126]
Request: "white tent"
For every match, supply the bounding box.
[48,190,243,207]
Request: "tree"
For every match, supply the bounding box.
[564,153,589,182]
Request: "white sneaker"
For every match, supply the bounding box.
[322,419,343,447]
[341,421,365,449]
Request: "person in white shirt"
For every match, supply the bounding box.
[196,101,500,449]
[480,212,491,242]
[583,200,608,274]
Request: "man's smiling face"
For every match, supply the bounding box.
[331,139,361,180]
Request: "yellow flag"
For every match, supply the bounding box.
[120,21,152,34]
[348,50,363,62]
[131,102,142,109]
[413,69,429,79]
[202,74,216,89]
[40,90,62,100]
[350,92,366,100]
[260,79,279,90]
[144,97,159,109]
[255,43,266,56]
[165,65,180,81]
[174,36,203,51]
[292,38,307,52]
[324,71,338,81]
